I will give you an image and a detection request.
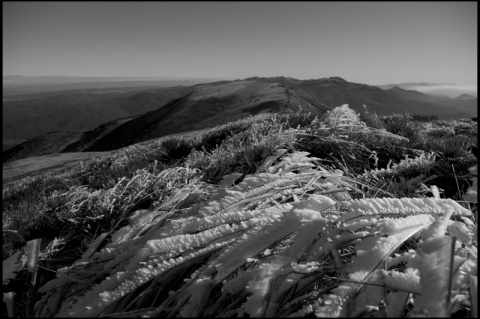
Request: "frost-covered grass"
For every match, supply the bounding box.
[2,105,477,317]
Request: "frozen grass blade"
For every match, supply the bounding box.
[411,236,454,317]
[471,275,478,317]
[3,292,15,318]
[26,238,41,286]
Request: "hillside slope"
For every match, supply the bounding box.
[375,81,477,99]
[2,116,139,163]
[2,131,87,163]
[79,76,478,152]
[454,93,477,100]
[295,77,476,118]
[81,78,331,151]
[2,86,193,149]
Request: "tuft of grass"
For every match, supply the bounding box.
[359,105,385,130]
[186,115,298,183]
[381,112,418,141]
[423,135,476,159]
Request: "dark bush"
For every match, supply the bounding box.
[411,113,439,122]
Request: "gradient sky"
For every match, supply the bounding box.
[3,1,477,85]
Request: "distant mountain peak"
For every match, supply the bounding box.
[327,76,348,83]
[242,76,349,85]
[378,81,455,87]
[454,93,477,100]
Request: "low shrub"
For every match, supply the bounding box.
[411,113,438,122]
[381,113,417,140]
[425,135,476,159]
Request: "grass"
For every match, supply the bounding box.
[2,106,477,318]
[3,108,476,258]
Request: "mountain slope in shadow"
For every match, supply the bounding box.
[3,86,194,149]
[2,116,137,163]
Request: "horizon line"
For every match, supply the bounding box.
[3,74,477,86]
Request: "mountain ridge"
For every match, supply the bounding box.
[3,76,477,160]
[79,79,331,151]
[454,93,477,100]
[376,82,477,99]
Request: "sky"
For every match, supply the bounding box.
[3,1,477,86]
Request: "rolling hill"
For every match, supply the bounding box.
[294,78,476,118]
[454,93,477,100]
[375,82,454,90]
[2,86,194,150]
[58,76,478,153]
[375,81,477,99]
[3,76,477,160]
[2,116,138,163]
[75,78,331,151]
[2,75,229,99]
